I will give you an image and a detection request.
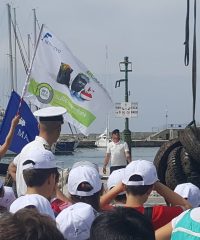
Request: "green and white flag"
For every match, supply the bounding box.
[25,25,113,135]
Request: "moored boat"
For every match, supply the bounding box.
[95,133,110,148]
[55,139,79,155]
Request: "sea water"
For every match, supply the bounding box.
[55,147,159,169]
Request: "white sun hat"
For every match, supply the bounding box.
[122,160,158,186]
[22,148,56,170]
[174,183,200,207]
[107,168,125,195]
[68,165,102,197]
[56,202,97,240]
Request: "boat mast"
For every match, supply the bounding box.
[7,3,14,91]
[105,45,110,142]
[33,8,37,48]
[27,34,31,66]
[13,7,17,91]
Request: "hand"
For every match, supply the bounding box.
[11,115,20,128]
[103,166,106,174]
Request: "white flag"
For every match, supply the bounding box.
[25,26,113,135]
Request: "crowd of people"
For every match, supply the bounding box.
[0,106,200,240]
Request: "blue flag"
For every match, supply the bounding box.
[0,90,39,154]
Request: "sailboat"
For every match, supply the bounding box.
[95,128,110,148]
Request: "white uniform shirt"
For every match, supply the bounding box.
[106,141,129,166]
[13,136,50,197]
[9,194,55,220]
[0,186,16,209]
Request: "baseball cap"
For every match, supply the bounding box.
[33,106,66,123]
[10,194,55,220]
[68,165,102,196]
[56,202,97,240]
[122,160,158,186]
[107,168,125,195]
[174,183,200,207]
[72,161,99,173]
[22,149,57,170]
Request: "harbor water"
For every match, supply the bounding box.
[55,147,159,169]
[1,147,159,170]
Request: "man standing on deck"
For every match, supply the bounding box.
[8,106,68,202]
[103,129,131,174]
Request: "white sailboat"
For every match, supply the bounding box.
[95,129,110,148]
[95,115,110,148]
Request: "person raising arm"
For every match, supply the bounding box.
[0,114,20,159]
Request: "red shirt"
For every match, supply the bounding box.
[102,204,183,230]
[134,205,183,230]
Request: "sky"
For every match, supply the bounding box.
[0,0,200,134]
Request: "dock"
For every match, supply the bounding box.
[74,126,185,148]
[77,139,168,148]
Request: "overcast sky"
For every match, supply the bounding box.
[0,0,199,133]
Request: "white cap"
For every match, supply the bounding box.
[68,166,102,196]
[107,168,125,195]
[22,149,56,170]
[174,183,200,207]
[56,202,96,240]
[72,161,99,173]
[33,106,66,123]
[122,160,158,186]
[0,178,3,188]
[33,106,66,117]
[10,194,55,220]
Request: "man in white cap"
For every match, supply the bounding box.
[8,106,67,201]
[9,148,58,219]
[56,202,97,240]
[105,168,126,208]
[0,178,16,212]
[100,160,191,230]
[67,161,103,211]
[174,182,200,208]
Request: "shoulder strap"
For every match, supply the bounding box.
[144,207,153,220]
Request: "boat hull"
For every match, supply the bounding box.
[55,140,79,155]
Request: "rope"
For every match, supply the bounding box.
[192,0,197,128]
[185,0,197,130]
[184,0,190,66]
[68,122,74,136]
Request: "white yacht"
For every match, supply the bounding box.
[95,129,110,148]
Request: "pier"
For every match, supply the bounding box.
[65,125,186,148]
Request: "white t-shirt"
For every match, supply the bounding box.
[13,136,50,197]
[9,194,55,220]
[106,141,129,166]
[0,186,16,209]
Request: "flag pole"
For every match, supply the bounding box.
[17,24,44,113]
[21,24,44,99]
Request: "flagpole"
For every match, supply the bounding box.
[21,24,44,99]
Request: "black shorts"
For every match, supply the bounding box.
[110,165,126,174]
